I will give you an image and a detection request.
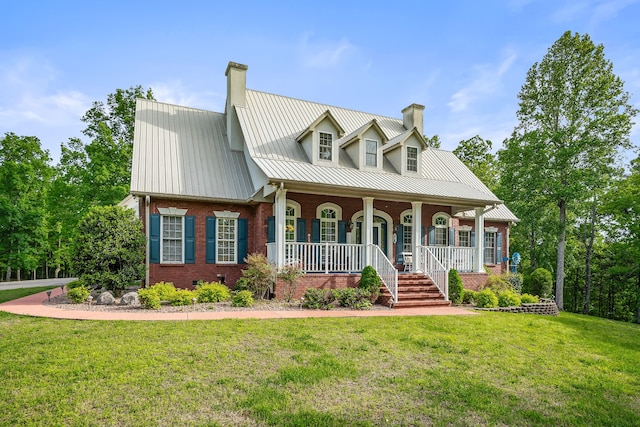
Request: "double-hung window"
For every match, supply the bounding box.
[459,230,471,247]
[402,214,413,253]
[365,139,378,167]
[319,132,333,161]
[162,216,183,263]
[217,217,237,264]
[406,146,418,172]
[434,216,448,246]
[320,208,337,243]
[484,232,496,264]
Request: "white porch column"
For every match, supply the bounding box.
[363,197,374,266]
[412,201,422,272]
[275,187,287,268]
[475,207,485,272]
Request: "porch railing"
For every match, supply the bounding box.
[420,246,449,301]
[425,246,476,272]
[368,244,398,303]
[268,242,365,273]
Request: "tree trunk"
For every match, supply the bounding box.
[556,199,566,310]
[583,198,596,314]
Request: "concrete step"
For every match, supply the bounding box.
[392,300,451,308]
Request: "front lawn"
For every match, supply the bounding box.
[0,290,638,426]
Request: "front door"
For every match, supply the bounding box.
[355,217,388,256]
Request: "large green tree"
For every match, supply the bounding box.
[454,135,498,190]
[500,31,637,310]
[0,133,53,281]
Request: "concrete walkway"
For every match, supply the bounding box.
[0,290,476,321]
[0,277,77,290]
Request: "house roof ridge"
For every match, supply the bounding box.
[137,97,223,115]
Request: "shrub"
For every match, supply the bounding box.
[73,205,146,292]
[333,288,372,310]
[138,288,161,309]
[67,285,90,304]
[358,265,381,302]
[66,279,85,290]
[302,288,335,310]
[505,273,523,293]
[520,293,539,304]
[240,253,276,299]
[234,277,251,292]
[476,289,498,308]
[151,282,177,301]
[196,281,231,303]
[448,269,464,303]
[497,290,522,307]
[483,274,512,293]
[232,290,254,307]
[278,264,305,302]
[169,289,196,306]
[527,268,553,298]
[462,289,477,304]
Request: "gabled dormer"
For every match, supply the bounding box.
[296,110,345,166]
[383,128,427,175]
[339,119,388,172]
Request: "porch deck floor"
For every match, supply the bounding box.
[0,290,476,321]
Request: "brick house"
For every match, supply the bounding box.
[129,61,518,307]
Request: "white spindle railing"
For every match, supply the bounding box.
[270,242,364,273]
[420,246,449,300]
[422,246,475,272]
[369,244,398,303]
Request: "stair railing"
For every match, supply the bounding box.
[368,244,398,303]
[419,246,449,301]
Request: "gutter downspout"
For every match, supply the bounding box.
[145,195,150,287]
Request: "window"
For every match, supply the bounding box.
[402,213,412,253]
[320,208,337,242]
[162,216,183,263]
[434,215,448,246]
[365,139,378,167]
[285,206,296,242]
[485,232,496,264]
[217,217,237,264]
[407,146,418,172]
[319,131,333,161]
[459,230,471,247]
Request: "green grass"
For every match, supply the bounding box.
[0,290,638,426]
[0,286,57,304]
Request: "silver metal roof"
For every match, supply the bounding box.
[130,99,255,201]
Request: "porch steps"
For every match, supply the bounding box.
[380,273,450,309]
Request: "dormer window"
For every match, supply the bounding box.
[407,146,418,172]
[319,132,333,161]
[365,139,378,167]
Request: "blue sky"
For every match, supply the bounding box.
[1,0,639,163]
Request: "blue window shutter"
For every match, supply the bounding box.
[238,218,248,264]
[296,218,306,242]
[267,216,275,243]
[338,221,347,243]
[311,219,320,243]
[206,216,216,264]
[471,231,476,247]
[449,227,455,247]
[428,226,435,246]
[421,225,426,245]
[149,214,160,264]
[185,216,195,264]
[496,232,503,264]
[395,224,403,263]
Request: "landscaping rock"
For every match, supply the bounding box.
[120,292,139,306]
[96,291,115,305]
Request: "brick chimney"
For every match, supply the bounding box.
[225,61,248,151]
[401,103,425,135]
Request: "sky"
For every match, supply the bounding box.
[1,0,639,164]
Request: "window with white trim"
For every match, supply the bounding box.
[402,213,412,253]
[214,211,240,264]
[365,139,378,167]
[407,146,418,172]
[459,230,471,247]
[285,206,297,242]
[484,231,496,264]
[161,216,183,263]
[320,208,337,242]
[434,215,448,246]
[319,131,333,161]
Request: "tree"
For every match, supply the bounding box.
[500,31,637,310]
[454,135,498,190]
[73,205,146,292]
[423,134,442,149]
[0,133,53,281]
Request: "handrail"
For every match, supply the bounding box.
[369,244,398,303]
[420,246,449,301]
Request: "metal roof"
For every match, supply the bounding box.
[130,99,255,201]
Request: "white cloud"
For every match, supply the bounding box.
[589,0,640,26]
[151,80,224,112]
[447,52,517,113]
[298,33,356,69]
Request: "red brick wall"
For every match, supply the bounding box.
[459,272,489,291]
[274,274,360,300]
